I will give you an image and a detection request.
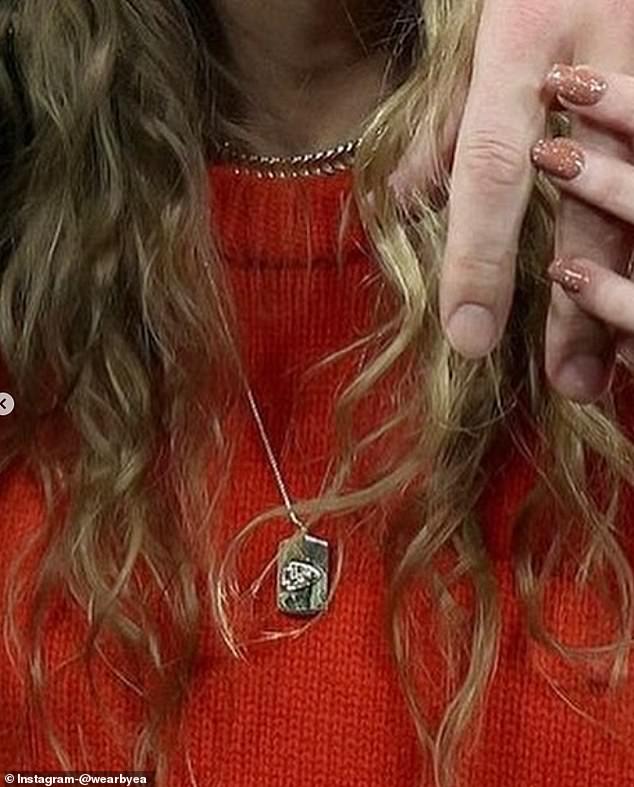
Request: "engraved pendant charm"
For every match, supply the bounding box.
[277,532,329,616]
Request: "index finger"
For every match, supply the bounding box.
[440,0,567,358]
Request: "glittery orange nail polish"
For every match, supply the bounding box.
[547,258,591,294]
[545,63,575,91]
[530,137,585,180]
[546,63,608,106]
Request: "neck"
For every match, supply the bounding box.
[212,0,399,155]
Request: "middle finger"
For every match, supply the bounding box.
[531,137,634,225]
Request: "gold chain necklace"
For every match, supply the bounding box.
[215,136,361,178]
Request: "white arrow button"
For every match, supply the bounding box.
[0,393,15,415]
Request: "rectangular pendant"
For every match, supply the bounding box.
[277,532,329,616]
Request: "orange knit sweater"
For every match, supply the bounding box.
[1,162,634,787]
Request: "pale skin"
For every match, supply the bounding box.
[211,0,396,155]
[391,0,634,404]
[532,67,634,356]
[213,0,634,404]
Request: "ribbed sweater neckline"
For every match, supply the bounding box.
[207,161,371,270]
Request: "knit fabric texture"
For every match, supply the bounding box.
[1,161,634,786]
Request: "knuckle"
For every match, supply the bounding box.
[482,0,559,47]
[510,0,558,37]
[446,251,515,305]
[462,131,528,191]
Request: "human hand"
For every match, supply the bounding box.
[390,0,634,403]
[531,65,634,371]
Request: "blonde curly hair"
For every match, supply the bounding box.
[1,1,634,786]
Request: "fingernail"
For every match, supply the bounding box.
[446,304,497,357]
[530,137,585,180]
[546,63,608,106]
[547,257,591,294]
